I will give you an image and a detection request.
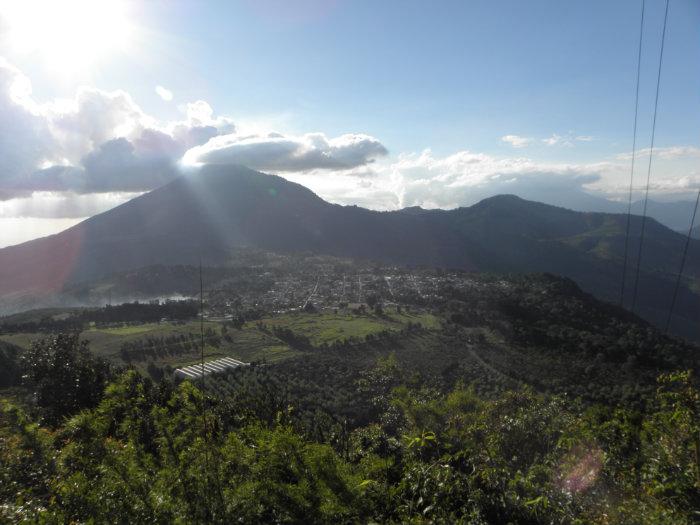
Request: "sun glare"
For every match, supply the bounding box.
[1,0,132,73]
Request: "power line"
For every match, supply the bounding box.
[200,258,205,386]
[197,259,227,519]
[630,0,670,313]
[198,258,213,519]
[664,189,700,333]
[620,0,646,307]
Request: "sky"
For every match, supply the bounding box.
[0,0,698,247]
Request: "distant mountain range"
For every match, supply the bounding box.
[505,188,699,234]
[0,165,698,339]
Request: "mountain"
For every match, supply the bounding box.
[536,191,700,233]
[456,183,700,233]
[0,165,698,338]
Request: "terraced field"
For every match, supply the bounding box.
[0,310,440,378]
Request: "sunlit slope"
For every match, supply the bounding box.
[0,165,697,337]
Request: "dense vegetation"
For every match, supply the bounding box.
[2,332,700,523]
[2,273,699,523]
[0,300,198,334]
[1,168,698,339]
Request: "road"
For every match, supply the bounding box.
[384,275,395,300]
[303,275,320,309]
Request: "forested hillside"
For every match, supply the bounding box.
[2,336,700,523]
[0,167,697,339]
[2,271,699,523]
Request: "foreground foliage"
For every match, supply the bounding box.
[2,335,700,524]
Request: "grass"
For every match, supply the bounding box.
[0,307,86,325]
[259,310,440,346]
[0,311,441,376]
[0,333,41,350]
[86,323,167,335]
[88,320,302,370]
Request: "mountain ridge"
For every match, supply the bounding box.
[0,165,698,338]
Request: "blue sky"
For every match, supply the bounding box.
[0,0,698,246]
[60,0,700,156]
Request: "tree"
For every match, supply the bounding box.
[20,333,112,425]
[366,294,379,309]
[642,371,700,513]
[0,341,21,387]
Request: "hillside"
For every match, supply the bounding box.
[3,267,697,408]
[0,165,698,338]
[3,269,700,523]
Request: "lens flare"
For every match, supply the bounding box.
[556,445,604,495]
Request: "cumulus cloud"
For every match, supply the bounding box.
[0,59,236,201]
[184,131,388,172]
[0,58,55,195]
[155,85,173,101]
[282,148,625,215]
[0,191,137,219]
[46,86,150,163]
[383,149,610,209]
[616,146,700,161]
[501,134,532,148]
[0,55,695,232]
[0,57,388,212]
[647,175,700,192]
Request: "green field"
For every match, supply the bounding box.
[259,311,440,346]
[0,311,441,377]
[86,323,168,335]
[83,320,299,370]
[0,332,41,350]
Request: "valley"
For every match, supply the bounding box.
[1,167,697,342]
[2,251,699,523]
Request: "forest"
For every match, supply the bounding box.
[2,283,700,524]
[0,273,698,523]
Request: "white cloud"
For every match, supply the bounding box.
[0,217,86,248]
[616,146,700,161]
[542,133,565,146]
[0,59,223,198]
[501,134,532,148]
[46,86,151,164]
[0,191,137,219]
[542,132,595,147]
[155,85,173,101]
[281,148,621,213]
[0,57,385,207]
[647,175,700,191]
[383,149,610,209]
[0,57,55,195]
[184,131,388,172]
[0,55,696,232]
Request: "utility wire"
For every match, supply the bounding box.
[620,0,646,307]
[198,258,214,520]
[200,258,205,387]
[630,0,670,313]
[198,259,226,518]
[664,189,700,333]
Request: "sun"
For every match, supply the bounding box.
[0,0,133,74]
